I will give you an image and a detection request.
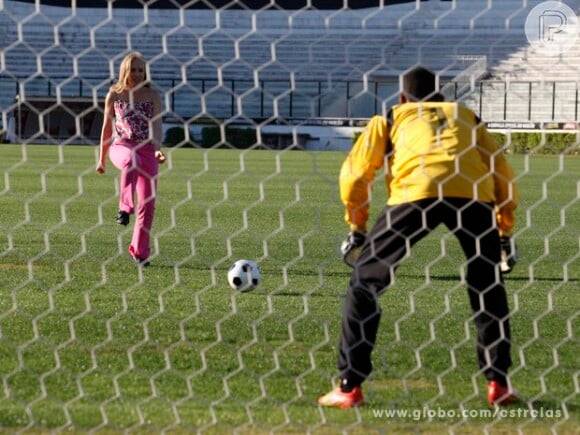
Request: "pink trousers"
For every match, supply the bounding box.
[109,141,159,260]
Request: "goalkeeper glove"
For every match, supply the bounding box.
[499,236,518,274]
[341,231,367,268]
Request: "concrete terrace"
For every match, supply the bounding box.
[1,0,578,124]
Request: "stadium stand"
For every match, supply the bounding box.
[1,0,578,144]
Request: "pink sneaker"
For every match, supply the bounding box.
[317,386,364,408]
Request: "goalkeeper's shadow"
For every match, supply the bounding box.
[164,264,577,285]
[396,273,577,284]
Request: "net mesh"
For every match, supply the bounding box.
[0,0,578,432]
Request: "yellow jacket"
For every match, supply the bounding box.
[339,102,520,235]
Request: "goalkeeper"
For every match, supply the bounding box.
[318,66,520,408]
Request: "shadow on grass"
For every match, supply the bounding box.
[395,273,578,283]
[153,262,577,284]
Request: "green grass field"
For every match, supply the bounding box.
[0,145,578,433]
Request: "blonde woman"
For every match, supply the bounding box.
[96,52,166,267]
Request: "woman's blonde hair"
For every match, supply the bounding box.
[109,52,149,94]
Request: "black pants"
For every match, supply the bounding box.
[338,198,512,387]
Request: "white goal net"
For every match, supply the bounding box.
[0,0,578,433]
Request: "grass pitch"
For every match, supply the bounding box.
[0,145,578,433]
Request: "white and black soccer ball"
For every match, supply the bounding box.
[227,259,261,292]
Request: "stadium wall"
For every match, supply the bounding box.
[12,0,425,9]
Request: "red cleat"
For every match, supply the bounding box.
[317,386,364,408]
[487,380,518,407]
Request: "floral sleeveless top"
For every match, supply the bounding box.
[114,100,153,143]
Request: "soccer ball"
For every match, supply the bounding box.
[227,259,261,292]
